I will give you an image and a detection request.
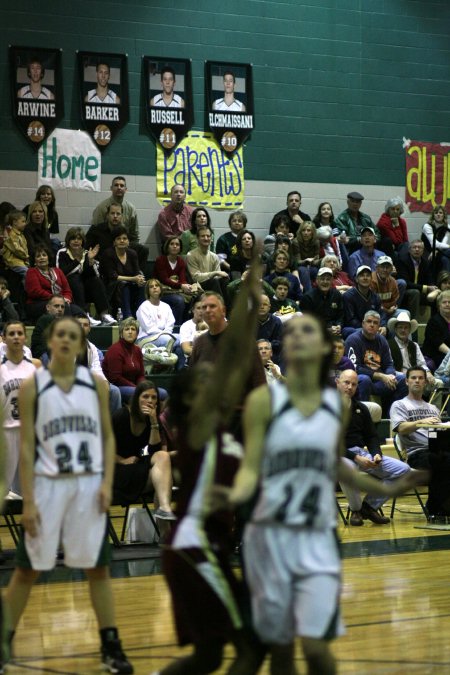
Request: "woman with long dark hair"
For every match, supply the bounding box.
[112,380,175,520]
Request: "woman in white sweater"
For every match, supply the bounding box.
[136,278,185,368]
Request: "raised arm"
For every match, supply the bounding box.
[188,255,264,448]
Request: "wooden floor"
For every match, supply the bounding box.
[3,496,450,674]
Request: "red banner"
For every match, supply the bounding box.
[405,139,450,212]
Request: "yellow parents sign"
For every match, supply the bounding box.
[156,131,244,208]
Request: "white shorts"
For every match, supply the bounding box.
[24,474,107,570]
[244,524,344,644]
[4,427,20,489]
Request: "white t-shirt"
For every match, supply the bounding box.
[390,396,440,455]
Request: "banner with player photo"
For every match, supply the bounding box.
[143,56,193,154]
[205,61,254,154]
[78,51,129,151]
[10,45,64,149]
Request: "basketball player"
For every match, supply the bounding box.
[85,61,121,104]
[154,256,265,675]
[0,321,40,496]
[227,314,425,675]
[2,317,133,674]
[212,71,246,112]
[17,58,54,100]
[150,66,185,108]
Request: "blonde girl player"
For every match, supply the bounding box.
[228,314,424,675]
[0,321,40,496]
[2,316,133,674]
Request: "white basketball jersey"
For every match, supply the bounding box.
[34,365,103,476]
[0,357,36,429]
[251,383,342,529]
[151,93,183,108]
[213,98,244,111]
[86,89,119,104]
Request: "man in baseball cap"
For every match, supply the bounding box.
[335,191,380,254]
[342,265,385,338]
[300,265,343,335]
[370,255,402,320]
[348,225,384,279]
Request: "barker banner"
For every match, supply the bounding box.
[143,56,193,154]
[38,129,101,191]
[405,139,450,212]
[205,61,254,154]
[78,51,129,150]
[10,45,64,149]
[156,131,244,208]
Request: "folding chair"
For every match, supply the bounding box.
[390,434,429,520]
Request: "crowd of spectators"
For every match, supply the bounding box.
[1,181,450,519]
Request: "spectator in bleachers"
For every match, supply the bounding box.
[0,277,19,329]
[153,235,194,324]
[336,369,409,526]
[186,224,229,296]
[370,256,403,321]
[91,175,148,270]
[316,225,348,271]
[428,270,450,311]
[215,211,246,271]
[180,207,215,255]
[157,183,193,243]
[75,314,122,414]
[390,367,441,470]
[229,229,255,279]
[30,294,65,359]
[313,201,339,237]
[102,317,145,403]
[329,336,355,382]
[267,234,311,291]
[23,185,60,251]
[422,290,450,369]
[257,294,282,363]
[179,299,208,358]
[396,239,436,310]
[345,310,407,414]
[300,267,343,335]
[56,227,115,326]
[264,250,302,301]
[335,191,380,254]
[24,200,51,264]
[24,245,83,322]
[422,206,450,272]
[269,190,311,236]
[348,226,384,279]
[86,202,122,256]
[112,380,175,520]
[257,339,284,383]
[376,197,409,254]
[269,276,300,321]
[2,210,29,280]
[294,220,320,279]
[0,202,14,253]
[343,265,385,337]
[189,290,266,439]
[101,226,146,319]
[321,254,354,293]
[387,312,436,388]
[136,278,185,370]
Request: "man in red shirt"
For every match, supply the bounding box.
[157,184,193,243]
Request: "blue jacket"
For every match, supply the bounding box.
[343,287,385,328]
[344,329,395,379]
